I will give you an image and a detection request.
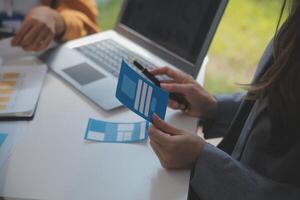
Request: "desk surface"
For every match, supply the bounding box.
[0,68,200,200]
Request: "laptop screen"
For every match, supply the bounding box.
[121,0,223,64]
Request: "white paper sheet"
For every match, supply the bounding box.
[0,57,48,115]
[0,38,35,60]
[0,38,57,62]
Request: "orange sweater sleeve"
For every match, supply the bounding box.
[43,0,100,41]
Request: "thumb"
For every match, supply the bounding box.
[152,114,182,136]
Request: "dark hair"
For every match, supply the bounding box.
[249,0,300,155]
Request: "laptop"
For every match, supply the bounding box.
[44,0,228,111]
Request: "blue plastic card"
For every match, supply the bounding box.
[116,60,169,121]
[0,133,7,147]
[85,118,149,143]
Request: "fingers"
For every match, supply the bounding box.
[159,79,175,84]
[148,124,172,146]
[24,30,53,51]
[11,19,53,52]
[167,99,186,110]
[170,100,187,110]
[168,99,180,109]
[29,25,49,46]
[152,114,181,135]
[11,20,34,46]
[20,23,43,47]
[161,83,194,96]
[150,140,170,168]
[37,34,53,51]
[148,124,176,168]
[151,67,190,82]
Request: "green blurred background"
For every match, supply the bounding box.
[96,0,284,94]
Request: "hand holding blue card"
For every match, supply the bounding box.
[116,60,169,121]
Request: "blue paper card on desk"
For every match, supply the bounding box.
[85,118,149,143]
[0,133,7,147]
[116,60,169,121]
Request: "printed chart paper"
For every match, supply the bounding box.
[85,118,149,143]
[116,60,169,121]
[0,57,47,116]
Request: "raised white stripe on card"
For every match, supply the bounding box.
[118,124,134,132]
[144,86,153,117]
[116,132,123,142]
[88,131,105,141]
[123,132,133,141]
[139,82,148,114]
[140,122,146,139]
[134,79,143,110]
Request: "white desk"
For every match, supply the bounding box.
[0,65,201,200]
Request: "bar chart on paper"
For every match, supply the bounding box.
[0,72,23,112]
[0,58,48,118]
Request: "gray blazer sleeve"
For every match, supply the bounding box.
[202,93,244,139]
[191,144,300,200]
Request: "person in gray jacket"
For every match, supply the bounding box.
[148,0,300,199]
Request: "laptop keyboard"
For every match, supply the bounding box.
[75,39,156,77]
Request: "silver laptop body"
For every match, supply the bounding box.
[44,0,228,111]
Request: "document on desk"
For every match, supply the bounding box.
[0,121,28,169]
[0,57,47,119]
[0,38,35,60]
[116,60,169,121]
[85,118,149,143]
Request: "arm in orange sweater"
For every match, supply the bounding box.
[44,0,100,41]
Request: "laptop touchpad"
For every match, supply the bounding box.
[63,63,106,86]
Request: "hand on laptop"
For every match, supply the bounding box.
[151,67,217,119]
[11,6,65,52]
